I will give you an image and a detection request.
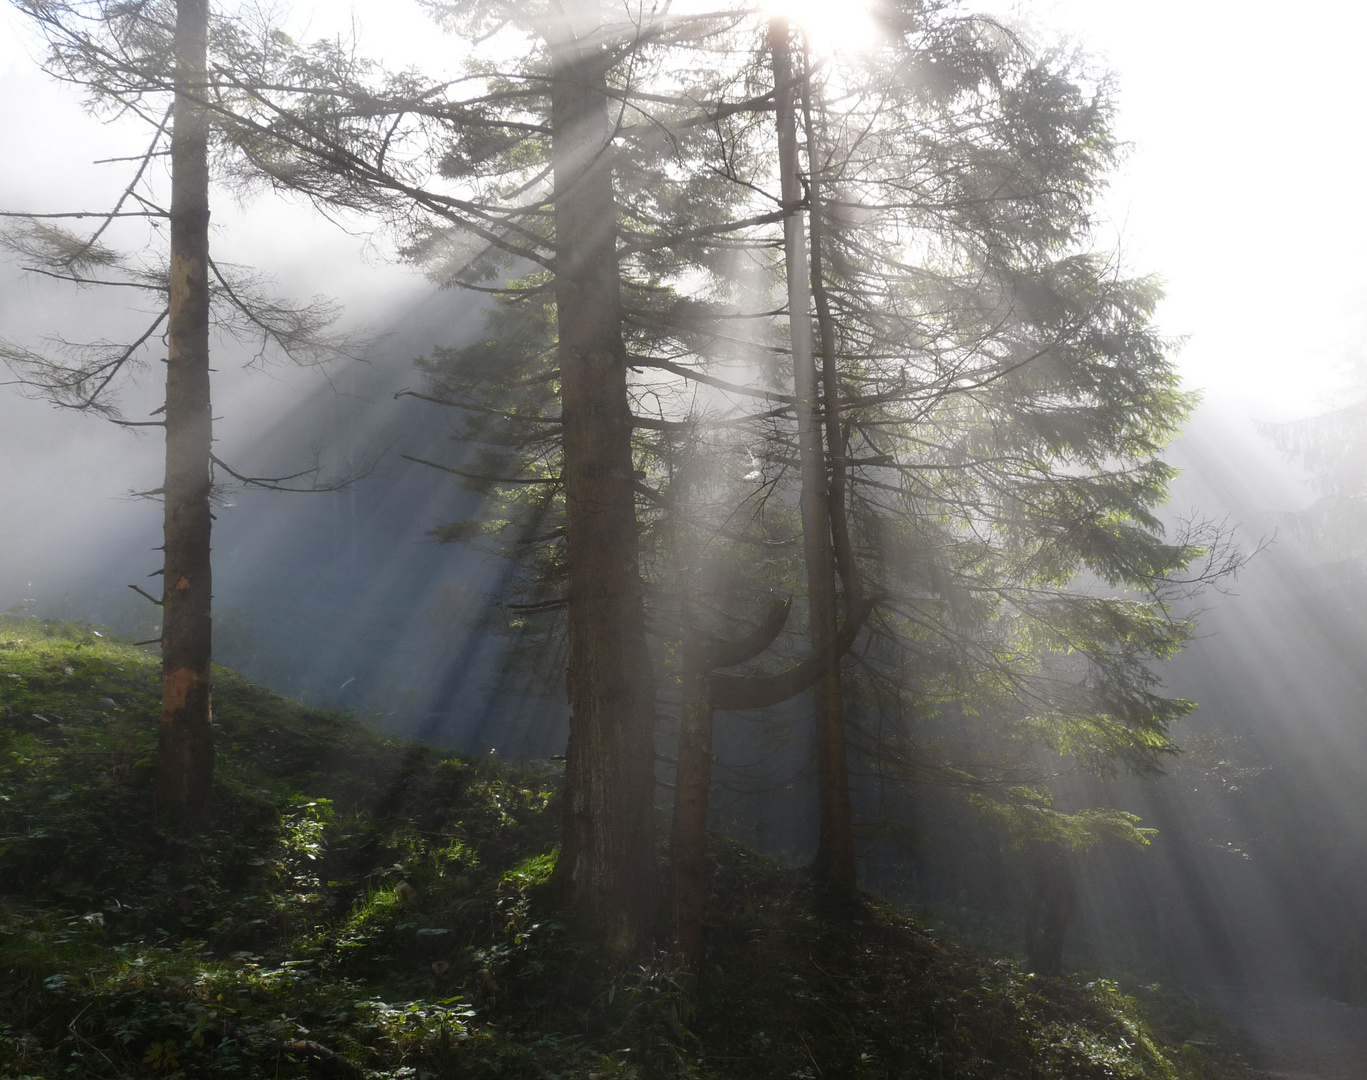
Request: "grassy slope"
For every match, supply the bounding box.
[0,616,1253,1079]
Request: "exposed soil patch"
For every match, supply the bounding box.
[1216,991,1367,1080]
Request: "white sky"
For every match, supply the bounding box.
[6,0,1361,419]
[980,0,1367,421]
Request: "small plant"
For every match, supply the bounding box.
[142,1039,180,1070]
[0,617,1253,1080]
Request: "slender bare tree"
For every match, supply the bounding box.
[770,14,856,904]
[2,0,364,824]
[155,0,215,821]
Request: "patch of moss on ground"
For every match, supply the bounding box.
[0,616,1256,1078]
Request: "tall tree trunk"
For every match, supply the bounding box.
[158,0,214,823]
[771,17,856,903]
[799,72,862,608]
[669,581,870,963]
[671,654,713,969]
[1024,846,1078,978]
[549,19,657,959]
[670,596,792,969]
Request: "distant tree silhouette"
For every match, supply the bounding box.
[1259,356,1367,558]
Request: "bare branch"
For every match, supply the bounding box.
[128,584,163,607]
[402,453,560,486]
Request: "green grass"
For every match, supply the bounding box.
[0,615,1255,1078]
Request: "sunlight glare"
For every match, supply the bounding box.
[761,0,878,55]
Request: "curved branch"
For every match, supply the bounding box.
[687,596,792,672]
[707,594,875,711]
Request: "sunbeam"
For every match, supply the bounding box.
[6,2,1367,1076]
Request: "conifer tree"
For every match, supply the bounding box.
[137,0,1241,951]
[408,0,1228,918]
[205,0,690,953]
[1,0,217,821]
[770,14,856,904]
[2,0,359,824]
[545,4,657,956]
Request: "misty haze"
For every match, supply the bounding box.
[3,2,1366,1078]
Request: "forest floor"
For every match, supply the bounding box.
[1213,991,1367,1080]
[0,614,1260,1079]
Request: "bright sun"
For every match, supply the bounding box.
[760,0,878,54]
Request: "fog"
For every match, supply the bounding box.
[5,3,1367,1075]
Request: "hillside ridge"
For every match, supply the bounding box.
[0,616,1251,1079]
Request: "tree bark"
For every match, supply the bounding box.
[549,17,657,959]
[671,659,712,969]
[671,596,788,968]
[157,0,214,824]
[1024,845,1078,978]
[706,596,870,712]
[670,594,871,968]
[799,73,862,609]
[771,18,856,904]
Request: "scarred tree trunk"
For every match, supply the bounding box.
[771,18,856,904]
[157,0,214,823]
[550,17,657,959]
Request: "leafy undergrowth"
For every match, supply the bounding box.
[0,616,1254,1079]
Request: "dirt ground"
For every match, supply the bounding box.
[1213,991,1367,1080]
